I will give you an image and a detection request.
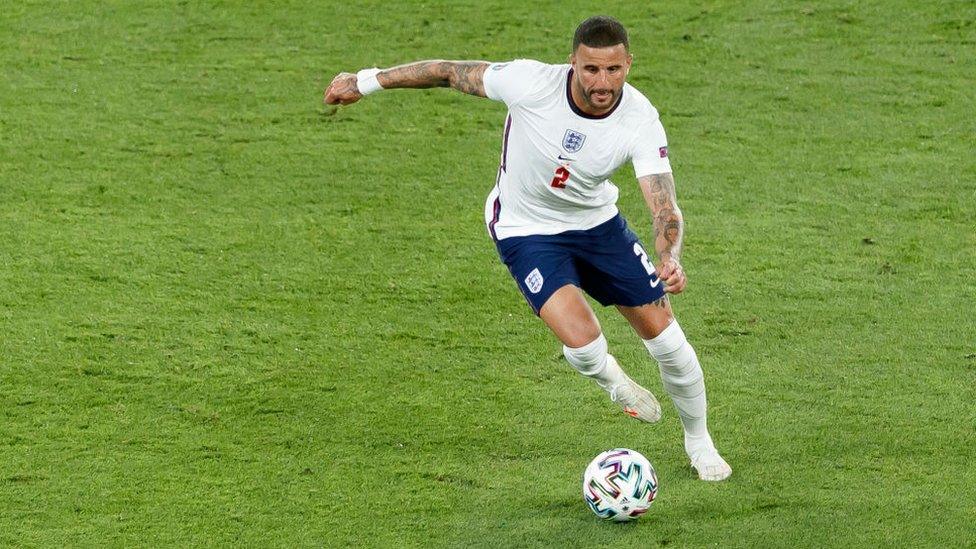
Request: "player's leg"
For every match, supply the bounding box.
[616,300,732,481]
[538,283,601,347]
[570,214,729,480]
[493,229,660,423]
[540,284,661,423]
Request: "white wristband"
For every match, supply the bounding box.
[356,68,384,95]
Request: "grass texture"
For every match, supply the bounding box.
[1,1,975,546]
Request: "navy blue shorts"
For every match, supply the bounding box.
[494,214,665,315]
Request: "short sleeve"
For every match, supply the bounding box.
[483,59,546,107]
[631,118,673,178]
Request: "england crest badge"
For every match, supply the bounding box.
[524,268,544,294]
[562,129,586,153]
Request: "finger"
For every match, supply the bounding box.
[668,279,685,294]
[668,273,687,294]
[664,279,678,293]
[663,270,684,292]
[324,74,350,103]
[324,85,338,104]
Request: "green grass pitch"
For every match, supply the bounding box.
[2,1,975,546]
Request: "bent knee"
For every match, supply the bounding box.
[562,326,603,350]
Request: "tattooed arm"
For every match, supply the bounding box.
[638,172,687,294]
[324,61,489,105]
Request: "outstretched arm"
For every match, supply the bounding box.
[638,172,686,294]
[324,61,489,105]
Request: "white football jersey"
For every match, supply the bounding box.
[482,59,672,240]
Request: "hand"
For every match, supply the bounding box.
[324,72,363,105]
[658,255,687,294]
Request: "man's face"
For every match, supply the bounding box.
[570,43,632,112]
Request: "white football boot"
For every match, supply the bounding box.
[601,357,662,423]
[688,438,732,481]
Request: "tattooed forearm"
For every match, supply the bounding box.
[447,62,489,96]
[376,60,488,97]
[638,173,684,262]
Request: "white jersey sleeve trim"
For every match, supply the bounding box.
[632,118,673,178]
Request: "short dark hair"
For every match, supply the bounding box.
[573,16,629,51]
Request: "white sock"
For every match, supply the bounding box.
[563,334,626,391]
[643,321,714,454]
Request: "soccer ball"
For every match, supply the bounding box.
[582,448,658,521]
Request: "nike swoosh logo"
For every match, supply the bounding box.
[558,155,576,162]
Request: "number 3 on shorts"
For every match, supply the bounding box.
[633,243,661,287]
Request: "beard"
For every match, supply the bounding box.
[587,88,616,105]
[571,73,623,112]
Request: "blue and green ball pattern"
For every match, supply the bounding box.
[583,448,659,522]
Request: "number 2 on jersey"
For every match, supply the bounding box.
[633,243,661,288]
[550,166,570,188]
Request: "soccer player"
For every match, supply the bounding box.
[325,16,731,481]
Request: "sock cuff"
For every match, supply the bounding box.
[643,320,686,356]
[563,334,608,375]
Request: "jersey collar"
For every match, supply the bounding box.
[565,68,624,120]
